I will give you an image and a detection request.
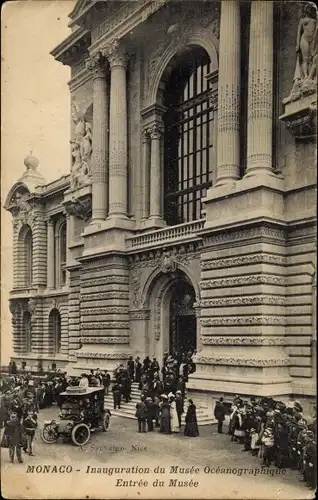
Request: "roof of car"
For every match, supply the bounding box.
[60,386,105,397]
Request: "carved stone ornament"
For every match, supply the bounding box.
[70,101,93,189]
[28,298,37,327]
[63,194,92,221]
[102,38,128,69]
[130,270,142,307]
[200,336,286,346]
[193,356,290,367]
[80,337,130,344]
[280,3,317,139]
[283,3,318,106]
[85,52,107,78]
[200,316,286,327]
[279,99,317,140]
[75,351,132,360]
[160,251,177,274]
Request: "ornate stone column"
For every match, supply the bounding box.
[103,40,128,219]
[86,52,109,222]
[141,129,150,221]
[214,0,241,187]
[46,217,55,289]
[148,123,164,223]
[245,1,274,176]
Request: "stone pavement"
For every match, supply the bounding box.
[1,406,314,500]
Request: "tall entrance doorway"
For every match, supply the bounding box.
[169,279,196,355]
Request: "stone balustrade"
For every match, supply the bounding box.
[126,219,205,250]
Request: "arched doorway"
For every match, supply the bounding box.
[49,308,61,354]
[169,279,196,356]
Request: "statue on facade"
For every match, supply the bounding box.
[284,3,317,103]
[70,102,93,190]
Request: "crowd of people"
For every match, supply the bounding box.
[111,352,199,437]
[214,395,317,489]
[1,358,316,490]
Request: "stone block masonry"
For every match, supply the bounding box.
[190,225,292,397]
[70,255,131,371]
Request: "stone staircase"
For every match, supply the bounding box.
[105,382,214,426]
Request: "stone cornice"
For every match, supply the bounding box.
[51,28,91,66]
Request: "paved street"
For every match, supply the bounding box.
[1,406,313,499]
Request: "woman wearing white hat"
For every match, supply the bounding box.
[169,394,180,433]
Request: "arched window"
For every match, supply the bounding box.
[23,311,32,353]
[59,223,67,286]
[164,46,215,226]
[19,225,33,287]
[49,308,61,354]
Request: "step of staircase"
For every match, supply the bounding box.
[105,383,213,426]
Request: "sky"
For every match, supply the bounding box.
[1,0,76,363]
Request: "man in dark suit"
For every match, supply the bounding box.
[135,397,147,433]
[214,397,226,434]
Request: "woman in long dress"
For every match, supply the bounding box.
[159,396,171,434]
[170,396,180,433]
[184,399,199,437]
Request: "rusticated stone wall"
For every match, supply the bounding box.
[68,268,81,353]
[74,255,131,369]
[191,224,291,396]
[285,224,316,385]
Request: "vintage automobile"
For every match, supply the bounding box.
[40,385,111,446]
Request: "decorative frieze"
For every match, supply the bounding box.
[200,336,286,346]
[200,295,286,307]
[200,274,285,289]
[201,254,286,270]
[80,291,129,301]
[81,276,129,287]
[75,351,131,359]
[81,321,129,330]
[194,356,290,367]
[80,337,130,344]
[200,316,286,327]
[203,227,286,247]
[80,307,128,315]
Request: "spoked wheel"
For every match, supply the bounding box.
[71,423,90,446]
[102,412,110,432]
[41,424,59,444]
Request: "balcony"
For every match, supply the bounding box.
[126,219,205,251]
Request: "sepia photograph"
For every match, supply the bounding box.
[1,0,317,498]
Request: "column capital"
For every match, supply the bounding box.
[148,123,164,140]
[45,215,54,225]
[102,38,128,69]
[86,52,107,78]
[142,128,150,143]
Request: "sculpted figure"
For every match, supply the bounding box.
[286,4,318,102]
[295,3,317,80]
[70,143,86,190]
[82,122,92,176]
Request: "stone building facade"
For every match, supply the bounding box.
[5,0,316,409]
